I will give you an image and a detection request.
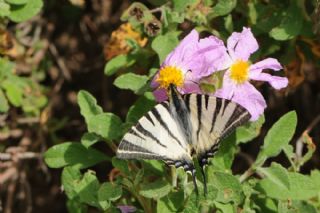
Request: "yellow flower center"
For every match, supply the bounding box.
[230,60,250,84]
[156,66,184,89]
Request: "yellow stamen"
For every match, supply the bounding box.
[230,60,249,84]
[156,66,184,89]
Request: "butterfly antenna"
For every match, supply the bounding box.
[191,169,199,195]
[200,166,207,196]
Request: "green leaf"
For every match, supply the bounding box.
[211,134,236,170]
[77,90,103,123]
[256,172,320,200]
[98,182,122,209]
[0,0,10,17]
[0,89,9,112]
[157,191,184,212]
[207,171,243,204]
[256,111,297,164]
[214,202,235,213]
[126,92,155,124]
[142,160,164,176]
[112,157,130,175]
[269,3,303,41]
[278,200,317,213]
[75,170,100,208]
[113,73,149,94]
[184,193,199,213]
[62,166,82,199]
[2,80,23,107]
[66,199,87,213]
[236,115,265,144]
[81,132,100,148]
[8,0,43,22]
[104,54,135,76]
[151,31,180,64]
[139,179,171,199]
[256,163,290,191]
[5,0,27,5]
[87,113,123,140]
[44,142,109,169]
[209,0,237,18]
[172,0,197,12]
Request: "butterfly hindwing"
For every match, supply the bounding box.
[117,102,195,172]
[184,94,251,166]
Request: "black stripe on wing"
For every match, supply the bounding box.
[151,103,185,148]
[135,122,167,148]
[196,95,202,140]
[194,96,251,168]
[117,139,160,159]
[210,97,222,133]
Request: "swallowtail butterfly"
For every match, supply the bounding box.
[117,84,250,195]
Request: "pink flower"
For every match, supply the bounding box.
[151,29,226,102]
[203,27,288,121]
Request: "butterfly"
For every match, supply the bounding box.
[116,84,250,195]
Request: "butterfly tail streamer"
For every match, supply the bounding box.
[191,169,199,195]
[200,166,207,196]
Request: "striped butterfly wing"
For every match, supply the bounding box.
[116,101,195,172]
[184,94,251,167]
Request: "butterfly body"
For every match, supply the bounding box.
[117,85,250,195]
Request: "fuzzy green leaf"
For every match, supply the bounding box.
[114,73,149,94]
[126,92,155,124]
[151,31,180,64]
[0,0,10,16]
[75,171,101,208]
[5,0,27,5]
[112,157,130,175]
[62,166,82,199]
[44,142,109,169]
[98,183,122,207]
[207,170,243,204]
[211,134,236,170]
[2,81,23,107]
[81,132,100,148]
[172,0,197,12]
[77,90,103,123]
[139,179,171,199]
[0,89,9,112]
[104,54,135,76]
[236,115,265,144]
[210,0,237,18]
[269,3,303,40]
[257,163,290,191]
[87,113,123,140]
[257,111,297,164]
[8,0,43,22]
[256,172,320,200]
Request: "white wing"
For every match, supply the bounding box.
[184,94,251,166]
[117,102,194,171]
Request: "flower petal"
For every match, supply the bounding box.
[249,58,282,74]
[214,71,236,100]
[227,27,258,61]
[198,36,232,76]
[231,82,266,121]
[250,73,288,89]
[153,88,167,102]
[164,29,199,68]
[180,79,202,94]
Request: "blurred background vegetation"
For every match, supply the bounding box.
[0,0,320,212]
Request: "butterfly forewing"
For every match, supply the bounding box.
[117,102,194,170]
